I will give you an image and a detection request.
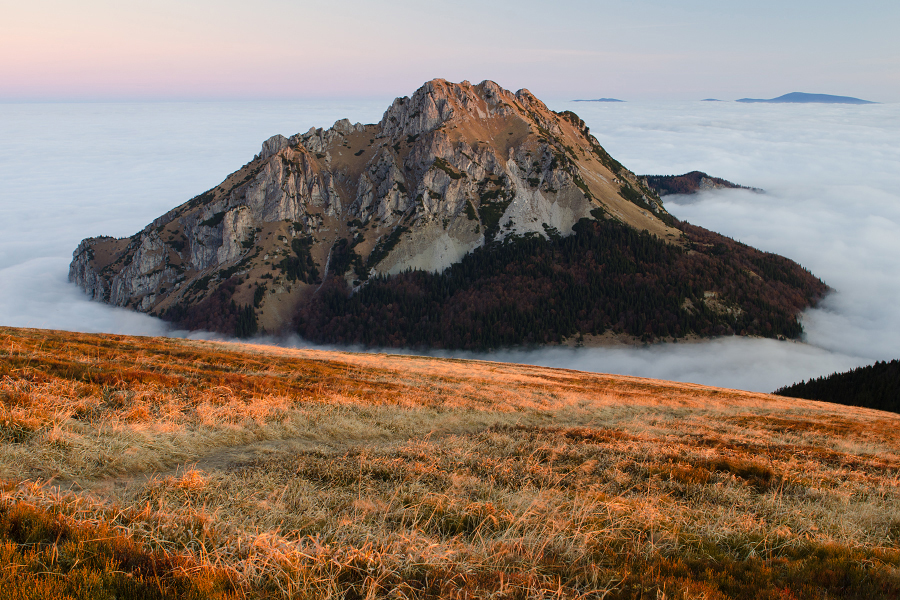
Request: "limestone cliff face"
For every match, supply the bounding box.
[70,79,677,334]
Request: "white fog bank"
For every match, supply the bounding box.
[1,99,897,392]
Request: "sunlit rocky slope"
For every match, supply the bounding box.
[70,79,826,344]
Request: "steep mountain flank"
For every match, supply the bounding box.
[70,79,827,345]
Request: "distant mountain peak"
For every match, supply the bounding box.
[736,92,876,104]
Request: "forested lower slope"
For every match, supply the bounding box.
[296,215,828,349]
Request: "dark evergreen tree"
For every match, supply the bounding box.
[775,360,900,414]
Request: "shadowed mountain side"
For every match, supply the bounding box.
[296,217,827,349]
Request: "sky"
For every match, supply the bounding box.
[2,0,899,102]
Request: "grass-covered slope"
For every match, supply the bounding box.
[775,359,900,414]
[297,216,828,349]
[1,326,899,599]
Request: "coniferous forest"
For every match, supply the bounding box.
[295,216,828,350]
[162,278,258,337]
[774,360,900,414]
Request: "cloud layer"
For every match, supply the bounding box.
[1,99,897,392]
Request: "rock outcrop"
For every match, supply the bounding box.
[70,79,679,335]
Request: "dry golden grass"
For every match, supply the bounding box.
[1,325,899,598]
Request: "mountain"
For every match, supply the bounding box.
[775,359,900,414]
[643,171,762,196]
[70,79,828,346]
[736,92,875,104]
[572,98,625,102]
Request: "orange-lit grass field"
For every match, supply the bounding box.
[1,325,899,598]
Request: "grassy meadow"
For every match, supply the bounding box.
[1,325,899,598]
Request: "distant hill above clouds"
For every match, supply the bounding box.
[642,171,762,196]
[736,92,876,104]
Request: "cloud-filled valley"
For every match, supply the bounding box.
[1,97,897,392]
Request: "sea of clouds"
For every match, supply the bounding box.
[1,98,897,392]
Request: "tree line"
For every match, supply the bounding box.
[775,359,900,414]
[294,216,827,350]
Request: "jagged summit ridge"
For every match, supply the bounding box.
[69,79,684,336]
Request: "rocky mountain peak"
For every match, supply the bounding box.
[377,79,559,142]
[379,78,469,140]
[258,134,290,160]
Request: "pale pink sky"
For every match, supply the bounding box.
[2,0,898,101]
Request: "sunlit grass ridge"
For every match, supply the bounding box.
[1,326,899,598]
